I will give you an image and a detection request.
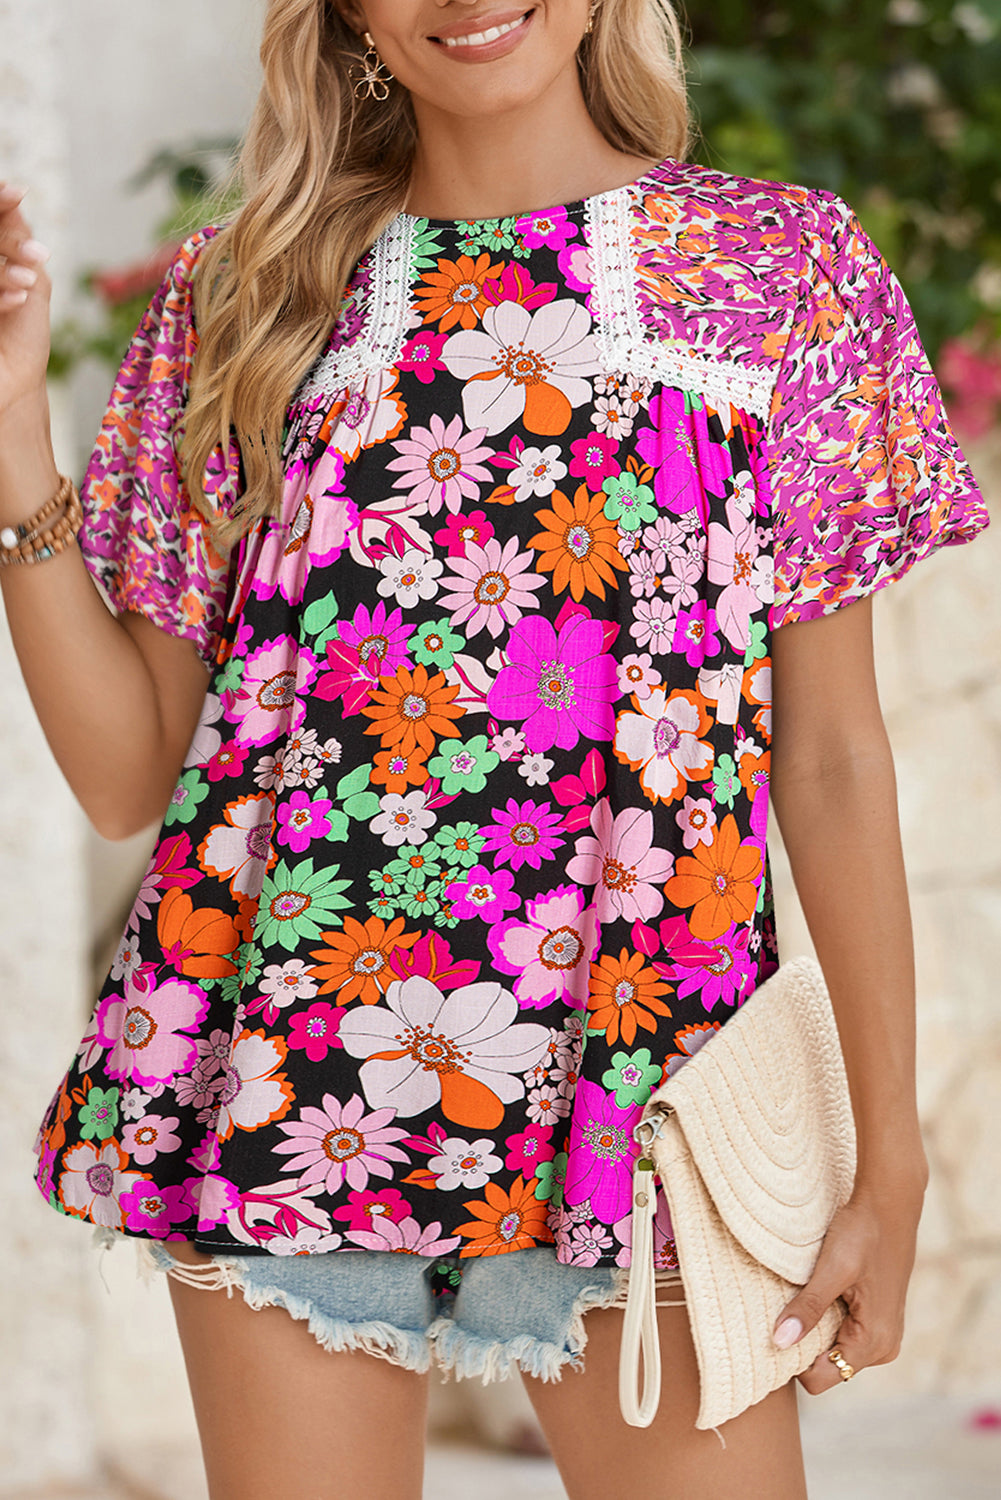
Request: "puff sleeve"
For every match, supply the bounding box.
[77,227,242,669]
[767,191,989,628]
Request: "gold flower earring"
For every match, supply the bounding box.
[585,3,599,34]
[351,30,393,100]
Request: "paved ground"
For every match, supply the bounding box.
[12,1393,1000,1499]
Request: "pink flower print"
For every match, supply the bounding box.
[565,801,674,924]
[673,924,756,1013]
[564,1079,636,1225]
[184,1171,242,1233]
[612,1190,677,1271]
[197,792,275,900]
[488,614,619,753]
[707,496,769,651]
[287,1002,343,1062]
[229,636,317,749]
[316,601,413,714]
[206,739,250,783]
[507,444,568,501]
[214,1030,294,1141]
[614,687,715,805]
[386,414,494,515]
[130,832,203,927]
[643,515,694,574]
[338,975,550,1127]
[326,367,407,463]
[629,596,678,655]
[635,389,729,521]
[489,884,599,1008]
[557,240,593,297]
[96,975,209,1089]
[676,795,717,850]
[332,1187,413,1231]
[568,431,619,484]
[276,790,333,854]
[504,1123,554,1174]
[253,448,356,605]
[345,1214,461,1255]
[442,298,600,437]
[440,534,546,639]
[567,1222,614,1267]
[121,1113,182,1166]
[273,1092,411,1194]
[447,863,520,922]
[57,1139,146,1230]
[245,958,319,1025]
[397,328,448,385]
[434,509,494,558]
[672,601,721,668]
[519,205,579,251]
[481,261,559,312]
[491,727,526,761]
[478,798,567,872]
[618,652,662,700]
[526,1084,571,1125]
[120,1180,192,1237]
[627,550,660,599]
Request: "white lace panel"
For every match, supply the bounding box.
[296,187,776,419]
[585,182,776,422]
[297,213,418,405]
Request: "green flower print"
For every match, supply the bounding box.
[77,1086,119,1142]
[409,617,465,670]
[602,471,657,532]
[601,1049,662,1108]
[743,618,768,668]
[164,769,210,827]
[458,216,521,256]
[433,898,460,930]
[400,881,443,920]
[427,735,500,796]
[370,867,406,901]
[386,849,445,887]
[712,753,740,810]
[410,219,449,272]
[533,1152,569,1206]
[219,941,263,1005]
[367,892,400,919]
[256,859,353,952]
[432,822,487,868]
[302,593,340,653]
[215,652,246,695]
[335,763,381,822]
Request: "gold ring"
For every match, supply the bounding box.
[827,1345,855,1381]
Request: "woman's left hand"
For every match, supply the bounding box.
[771,1170,927,1394]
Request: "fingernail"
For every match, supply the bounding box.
[0,290,29,307]
[7,264,37,289]
[20,239,49,264]
[774,1317,803,1349]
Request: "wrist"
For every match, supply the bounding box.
[0,388,60,523]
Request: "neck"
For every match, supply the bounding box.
[406,70,655,222]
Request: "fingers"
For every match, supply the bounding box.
[0,185,51,313]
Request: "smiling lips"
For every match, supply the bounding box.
[432,8,534,53]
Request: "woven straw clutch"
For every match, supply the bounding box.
[618,955,857,1431]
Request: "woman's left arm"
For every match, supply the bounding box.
[768,594,929,1394]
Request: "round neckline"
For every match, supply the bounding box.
[400,155,673,232]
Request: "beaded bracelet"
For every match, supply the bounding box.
[0,475,83,567]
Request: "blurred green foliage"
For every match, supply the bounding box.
[683,0,1001,358]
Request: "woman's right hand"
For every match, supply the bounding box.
[0,183,53,424]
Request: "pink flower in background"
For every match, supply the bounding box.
[446,864,520,922]
[96,975,209,1088]
[504,1123,554,1174]
[676,795,717,850]
[387,414,494,515]
[332,1187,413,1231]
[287,1003,344,1062]
[673,922,756,1012]
[518,205,579,252]
[57,1139,146,1230]
[398,328,448,385]
[229,636,317,748]
[345,1215,461,1255]
[489,885,599,1008]
[253,448,356,605]
[214,1030,294,1140]
[568,430,619,484]
[478,798,567,871]
[276,790,333,853]
[488,614,618,752]
[672,601,721,668]
[566,801,674,923]
[434,509,495,557]
[120,1180,192,1237]
[121,1114,182,1166]
[197,792,275,898]
[273,1092,411,1195]
[440,534,546,638]
[564,1079,637,1226]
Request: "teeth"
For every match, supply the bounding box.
[441,14,526,47]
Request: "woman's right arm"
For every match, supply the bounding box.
[0,184,211,840]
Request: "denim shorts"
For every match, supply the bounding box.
[143,1241,685,1384]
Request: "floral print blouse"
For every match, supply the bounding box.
[34,158,987,1267]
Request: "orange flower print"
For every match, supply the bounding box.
[156,888,241,979]
[361,663,464,756]
[414,253,504,332]
[308,915,420,1005]
[664,814,762,940]
[455,1174,550,1256]
[587,949,673,1047]
[737,746,770,802]
[529,484,628,601]
[370,746,429,793]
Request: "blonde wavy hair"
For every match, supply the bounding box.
[184,0,691,543]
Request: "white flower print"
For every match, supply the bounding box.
[518,753,554,787]
[591,394,634,440]
[526,1085,572,1124]
[370,791,437,847]
[120,1088,152,1122]
[338,976,551,1127]
[184,692,224,769]
[442,298,601,436]
[377,548,443,609]
[110,935,143,983]
[508,444,568,501]
[258,960,319,1007]
[630,597,678,654]
[428,1136,504,1190]
[197,792,275,900]
[492,728,526,761]
[729,468,757,517]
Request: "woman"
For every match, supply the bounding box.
[0,1,988,1496]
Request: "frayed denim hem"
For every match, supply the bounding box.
[427,1274,625,1385]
